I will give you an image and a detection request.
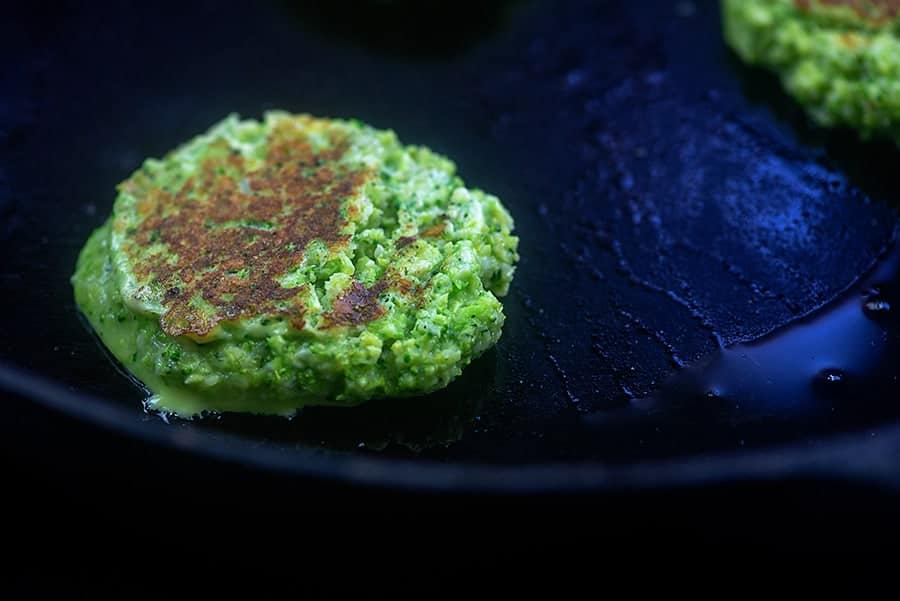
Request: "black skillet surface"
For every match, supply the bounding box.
[3,0,900,500]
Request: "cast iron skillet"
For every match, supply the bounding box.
[3,0,900,495]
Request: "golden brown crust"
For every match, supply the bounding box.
[795,0,900,23]
[126,121,373,338]
[395,235,417,248]
[322,279,389,328]
[393,221,446,250]
[420,222,447,238]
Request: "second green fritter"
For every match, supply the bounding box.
[72,112,519,416]
[722,0,900,141]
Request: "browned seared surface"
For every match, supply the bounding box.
[420,222,447,238]
[123,122,372,337]
[322,279,389,328]
[795,0,900,22]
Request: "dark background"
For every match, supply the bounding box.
[4,0,900,565]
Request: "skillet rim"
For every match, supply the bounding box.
[4,360,900,494]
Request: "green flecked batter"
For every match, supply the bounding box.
[72,112,518,416]
[722,0,900,142]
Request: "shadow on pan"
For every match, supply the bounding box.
[278,0,529,59]
[730,51,900,207]
[1,0,900,496]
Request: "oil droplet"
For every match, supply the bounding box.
[863,299,891,320]
[812,367,849,400]
[819,369,844,384]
